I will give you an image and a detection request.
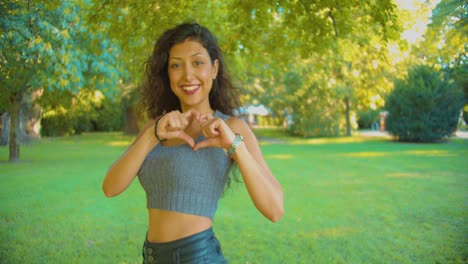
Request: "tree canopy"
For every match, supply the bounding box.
[0,0,121,161]
[2,0,464,161]
[87,0,399,77]
[85,0,401,136]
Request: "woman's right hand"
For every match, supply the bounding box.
[155,109,202,147]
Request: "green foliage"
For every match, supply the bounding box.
[40,90,123,136]
[446,61,468,104]
[86,1,401,136]
[0,1,121,97]
[0,0,124,160]
[357,109,380,129]
[289,82,346,137]
[422,0,467,66]
[87,0,399,77]
[94,96,124,132]
[40,106,75,137]
[386,65,464,142]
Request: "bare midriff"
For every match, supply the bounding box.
[146,208,213,243]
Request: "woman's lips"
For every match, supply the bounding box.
[182,85,200,95]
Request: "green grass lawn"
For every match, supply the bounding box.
[1,131,467,263]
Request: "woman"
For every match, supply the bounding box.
[103,22,284,263]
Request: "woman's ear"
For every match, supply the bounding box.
[212,59,219,79]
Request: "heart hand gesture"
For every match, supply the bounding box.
[155,109,202,147]
[193,114,236,152]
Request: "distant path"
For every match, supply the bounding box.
[357,129,468,139]
[257,129,468,143]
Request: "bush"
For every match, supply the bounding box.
[289,84,348,137]
[357,109,380,129]
[385,65,464,142]
[40,90,124,136]
[41,106,75,136]
[94,97,123,132]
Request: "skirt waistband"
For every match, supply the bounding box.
[143,228,220,263]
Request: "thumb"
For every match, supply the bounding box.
[193,138,218,151]
[177,131,195,148]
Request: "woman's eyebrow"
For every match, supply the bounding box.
[169,52,207,60]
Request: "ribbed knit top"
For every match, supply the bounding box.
[137,110,232,220]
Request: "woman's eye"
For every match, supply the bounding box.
[170,63,181,69]
[194,61,203,66]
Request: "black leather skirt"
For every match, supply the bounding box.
[142,228,227,264]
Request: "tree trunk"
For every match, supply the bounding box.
[0,112,9,146]
[9,93,20,162]
[123,105,139,134]
[345,96,351,136]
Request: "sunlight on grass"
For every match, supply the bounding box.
[310,227,359,239]
[289,136,369,145]
[341,152,389,157]
[404,150,454,156]
[265,154,294,160]
[386,172,426,178]
[107,141,132,147]
[340,150,455,158]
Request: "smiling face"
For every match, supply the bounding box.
[168,39,219,113]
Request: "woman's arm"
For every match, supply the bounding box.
[102,119,159,197]
[228,118,284,222]
[194,117,284,222]
[102,110,203,197]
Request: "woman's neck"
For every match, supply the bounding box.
[181,105,214,115]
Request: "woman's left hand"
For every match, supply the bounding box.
[194,113,284,222]
[193,115,236,151]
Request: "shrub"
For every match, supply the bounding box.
[94,97,123,132]
[357,109,380,129]
[385,65,464,142]
[40,90,124,136]
[41,106,75,136]
[289,84,348,137]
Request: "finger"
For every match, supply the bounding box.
[193,138,217,151]
[156,115,169,135]
[201,120,219,138]
[204,112,214,119]
[166,114,178,130]
[199,113,211,122]
[207,119,221,137]
[183,109,201,122]
[177,131,195,147]
[166,113,184,131]
[178,113,189,128]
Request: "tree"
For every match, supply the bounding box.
[228,1,401,136]
[421,0,466,66]
[386,65,464,142]
[86,1,400,132]
[413,0,467,123]
[83,0,402,137]
[0,0,121,161]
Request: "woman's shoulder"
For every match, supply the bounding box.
[214,110,230,121]
[214,110,251,133]
[226,116,251,134]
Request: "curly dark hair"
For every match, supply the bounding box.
[141,22,241,118]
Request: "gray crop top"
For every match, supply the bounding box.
[137,110,232,220]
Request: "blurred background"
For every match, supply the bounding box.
[1,0,466,160]
[0,1,467,263]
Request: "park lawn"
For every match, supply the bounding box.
[0,131,467,263]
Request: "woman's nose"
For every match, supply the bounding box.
[182,65,195,81]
